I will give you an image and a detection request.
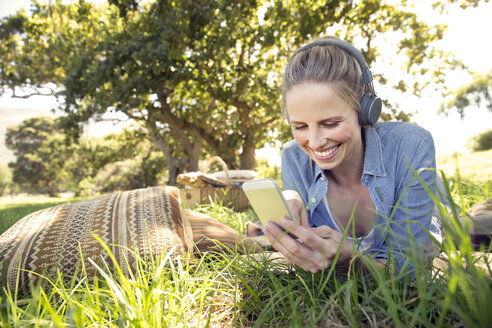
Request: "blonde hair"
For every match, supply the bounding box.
[282,36,365,115]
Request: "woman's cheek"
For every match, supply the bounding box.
[292,130,307,144]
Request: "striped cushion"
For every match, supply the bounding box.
[0,186,192,292]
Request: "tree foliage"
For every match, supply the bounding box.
[88,153,167,195]
[62,128,153,194]
[1,0,487,184]
[68,128,167,196]
[0,0,108,99]
[0,164,13,196]
[5,116,166,196]
[469,129,492,152]
[5,116,72,196]
[440,70,492,118]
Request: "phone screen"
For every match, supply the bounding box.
[242,179,295,226]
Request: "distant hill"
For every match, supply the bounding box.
[0,106,61,165]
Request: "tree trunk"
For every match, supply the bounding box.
[240,143,256,170]
[153,101,203,175]
[166,159,182,186]
[187,139,202,172]
[149,129,182,185]
[46,182,57,197]
[220,154,239,170]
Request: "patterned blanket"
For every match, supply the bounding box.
[0,186,192,292]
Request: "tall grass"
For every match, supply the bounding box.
[0,175,491,327]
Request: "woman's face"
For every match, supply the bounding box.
[286,82,363,172]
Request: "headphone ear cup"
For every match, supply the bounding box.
[359,92,382,126]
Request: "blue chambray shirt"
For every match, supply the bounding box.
[281,121,442,272]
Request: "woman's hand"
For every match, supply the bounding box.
[263,217,354,273]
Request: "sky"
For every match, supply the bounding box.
[402,0,492,156]
[1,0,492,165]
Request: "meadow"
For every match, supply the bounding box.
[0,151,491,327]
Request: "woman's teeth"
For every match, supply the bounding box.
[314,145,338,157]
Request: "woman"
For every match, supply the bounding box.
[263,36,442,274]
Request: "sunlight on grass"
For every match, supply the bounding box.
[437,149,492,180]
[0,173,491,327]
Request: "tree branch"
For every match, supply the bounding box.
[11,86,57,98]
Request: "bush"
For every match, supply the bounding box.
[76,152,167,196]
[255,158,281,185]
[0,164,13,196]
[470,129,492,151]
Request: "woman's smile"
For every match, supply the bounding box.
[311,144,340,160]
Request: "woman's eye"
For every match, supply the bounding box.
[293,125,306,131]
[323,122,339,128]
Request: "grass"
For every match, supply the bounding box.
[0,171,491,326]
[437,149,492,180]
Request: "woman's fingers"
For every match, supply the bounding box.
[298,206,309,227]
[263,222,330,272]
[279,218,337,257]
[264,219,354,272]
[308,224,354,263]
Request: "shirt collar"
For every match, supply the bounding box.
[313,161,325,182]
[311,125,387,180]
[362,125,386,177]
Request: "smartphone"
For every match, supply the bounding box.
[242,178,296,226]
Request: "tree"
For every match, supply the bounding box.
[0,0,108,100]
[63,128,167,195]
[469,129,492,152]
[0,164,13,196]
[5,117,166,196]
[1,0,486,184]
[5,116,73,196]
[439,70,492,118]
[88,152,167,194]
[60,0,220,183]
[61,0,466,178]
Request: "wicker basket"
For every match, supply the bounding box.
[203,156,231,184]
[179,156,250,210]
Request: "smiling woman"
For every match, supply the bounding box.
[262,36,443,275]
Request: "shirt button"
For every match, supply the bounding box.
[320,176,326,181]
[311,197,316,203]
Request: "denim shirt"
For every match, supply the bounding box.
[281,121,442,272]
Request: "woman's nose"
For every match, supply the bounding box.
[308,128,326,149]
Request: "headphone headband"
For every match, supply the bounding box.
[292,39,373,85]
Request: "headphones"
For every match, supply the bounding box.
[286,38,382,126]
